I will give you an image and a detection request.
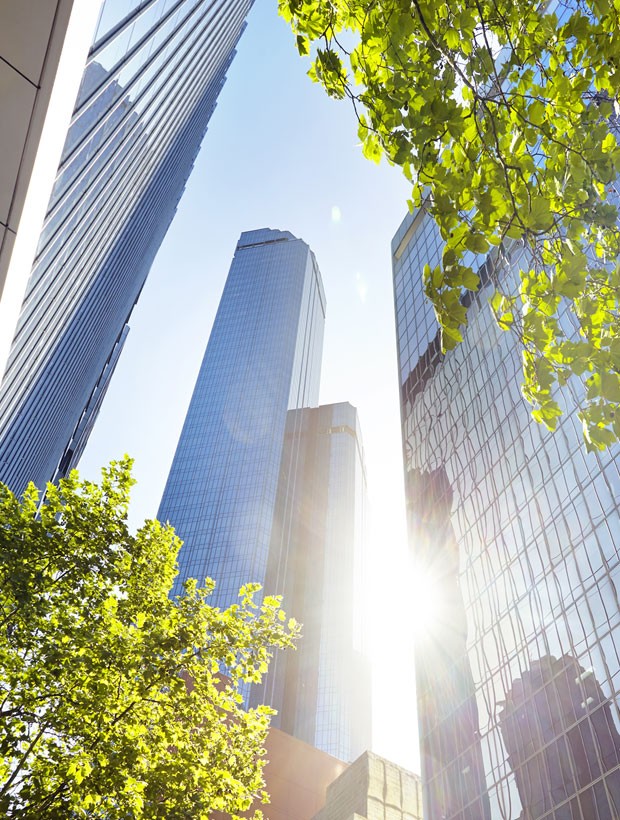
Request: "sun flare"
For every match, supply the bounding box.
[408,569,443,640]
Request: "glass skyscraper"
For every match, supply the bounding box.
[158,228,326,609]
[392,209,620,819]
[159,234,372,759]
[0,0,253,495]
[252,401,372,762]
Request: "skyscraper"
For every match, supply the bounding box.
[158,233,372,759]
[0,0,253,495]
[158,228,326,609]
[252,402,372,762]
[392,208,620,818]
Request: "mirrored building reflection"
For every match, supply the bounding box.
[392,208,620,819]
[500,654,620,819]
[407,466,491,819]
[0,0,253,494]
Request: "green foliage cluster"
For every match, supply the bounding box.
[281,0,620,449]
[0,458,299,819]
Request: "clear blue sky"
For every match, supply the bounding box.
[79,0,419,772]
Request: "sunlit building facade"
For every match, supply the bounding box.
[252,402,372,761]
[158,228,326,609]
[312,750,423,820]
[0,0,253,494]
[392,209,620,819]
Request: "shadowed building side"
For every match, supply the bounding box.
[252,402,371,762]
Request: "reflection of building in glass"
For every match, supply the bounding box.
[252,402,371,762]
[500,654,620,820]
[158,229,326,610]
[407,467,490,820]
[0,0,253,494]
[391,207,620,819]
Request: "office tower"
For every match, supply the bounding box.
[0,0,253,495]
[158,228,326,609]
[392,208,620,819]
[252,402,372,762]
[312,751,423,820]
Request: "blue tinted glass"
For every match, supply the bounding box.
[393,208,620,819]
[158,229,326,607]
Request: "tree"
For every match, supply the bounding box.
[0,458,299,819]
[281,0,620,450]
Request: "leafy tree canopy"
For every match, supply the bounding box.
[281,0,620,450]
[0,458,299,819]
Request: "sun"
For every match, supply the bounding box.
[408,567,444,641]
[365,515,422,772]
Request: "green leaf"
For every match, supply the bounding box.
[497,312,514,330]
[445,29,460,48]
[461,268,480,290]
[601,372,620,402]
[465,233,490,254]
[296,34,310,56]
[361,132,382,164]
[281,0,620,451]
[524,196,554,231]
[602,132,616,153]
[528,100,546,126]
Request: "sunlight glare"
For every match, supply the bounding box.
[367,506,420,772]
[355,271,368,303]
[409,567,443,640]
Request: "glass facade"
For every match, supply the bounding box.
[158,228,326,609]
[0,0,253,495]
[52,324,131,484]
[252,402,371,762]
[392,209,620,819]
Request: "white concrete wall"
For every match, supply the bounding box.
[0,0,101,381]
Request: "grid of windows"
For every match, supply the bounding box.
[0,0,253,494]
[392,208,620,819]
[158,229,326,612]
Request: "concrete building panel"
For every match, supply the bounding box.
[313,751,423,820]
[0,0,100,381]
